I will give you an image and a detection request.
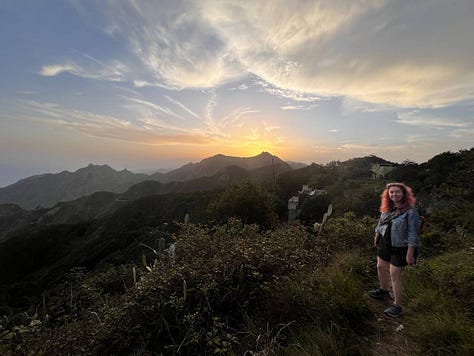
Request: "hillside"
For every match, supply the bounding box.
[150,151,291,182]
[0,152,293,210]
[0,149,472,355]
[0,165,148,210]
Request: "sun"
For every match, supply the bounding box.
[221,139,282,158]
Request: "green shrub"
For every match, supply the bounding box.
[403,250,474,355]
[208,181,278,228]
[411,312,474,355]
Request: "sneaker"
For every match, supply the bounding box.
[368,288,390,300]
[384,304,403,317]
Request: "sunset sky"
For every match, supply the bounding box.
[1,0,473,186]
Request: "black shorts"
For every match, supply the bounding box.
[377,245,417,267]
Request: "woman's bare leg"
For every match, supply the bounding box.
[377,257,391,291]
[390,264,404,305]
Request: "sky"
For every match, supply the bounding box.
[1,0,473,187]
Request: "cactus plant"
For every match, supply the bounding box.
[315,203,333,235]
[141,254,152,272]
[327,203,333,217]
[183,279,187,301]
[0,315,9,328]
[132,266,137,285]
[158,237,166,253]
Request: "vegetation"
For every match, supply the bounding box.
[0,148,473,355]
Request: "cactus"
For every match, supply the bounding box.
[132,266,137,285]
[44,314,52,328]
[141,254,152,272]
[42,293,46,321]
[315,203,333,235]
[183,279,187,301]
[0,315,9,328]
[327,203,333,217]
[158,237,166,253]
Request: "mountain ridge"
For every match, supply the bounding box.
[0,152,293,209]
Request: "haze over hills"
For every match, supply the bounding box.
[150,152,291,183]
[0,165,148,210]
[0,162,291,242]
[0,152,298,210]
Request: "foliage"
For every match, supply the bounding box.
[298,194,333,225]
[208,181,278,228]
[2,221,377,355]
[1,148,473,355]
[403,250,474,355]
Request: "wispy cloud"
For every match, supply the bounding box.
[71,0,474,108]
[40,64,77,77]
[263,121,280,133]
[228,84,249,91]
[164,95,201,119]
[396,112,470,128]
[133,80,153,88]
[245,128,260,141]
[39,55,129,82]
[254,79,325,102]
[124,98,185,122]
[19,100,214,145]
[220,107,259,129]
[341,97,395,116]
[280,104,319,110]
[336,142,406,153]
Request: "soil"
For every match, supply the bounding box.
[366,295,418,356]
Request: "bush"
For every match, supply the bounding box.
[208,181,278,228]
[404,250,474,355]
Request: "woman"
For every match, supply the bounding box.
[369,182,421,317]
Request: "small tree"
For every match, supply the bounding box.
[208,181,278,228]
[299,194,333,225]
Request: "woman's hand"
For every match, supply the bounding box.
[406,246,416,265]
[374,233,379,247]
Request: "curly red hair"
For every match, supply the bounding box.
[380,182,416,212]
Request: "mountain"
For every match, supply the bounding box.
[0,153,292,210]
[286,160,308,169]
[151,152,291,182]
[0,163,283,242]
[0,164,149,210]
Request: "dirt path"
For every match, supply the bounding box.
[366,295,417,356]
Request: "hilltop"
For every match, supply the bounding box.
[0,152,295,210]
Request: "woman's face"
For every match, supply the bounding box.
[388,186,404,205]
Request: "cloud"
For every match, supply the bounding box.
[220,107,259,128]
[396,112,470,128]
[280,104,319,110]
[245,128,260,141]
[341,97,395,115]
[164,95,201,119]
[20,101,215,145]
[263,121,280,133]
[70,1,474,108]
[124,98,185,122]
[39,55,129,82]
[228,84,248,91]
[133,80,153,88]
[40,64,77,76]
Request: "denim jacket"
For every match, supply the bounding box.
[375,208,421,247]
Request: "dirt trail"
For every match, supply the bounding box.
[366,295,417,356]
